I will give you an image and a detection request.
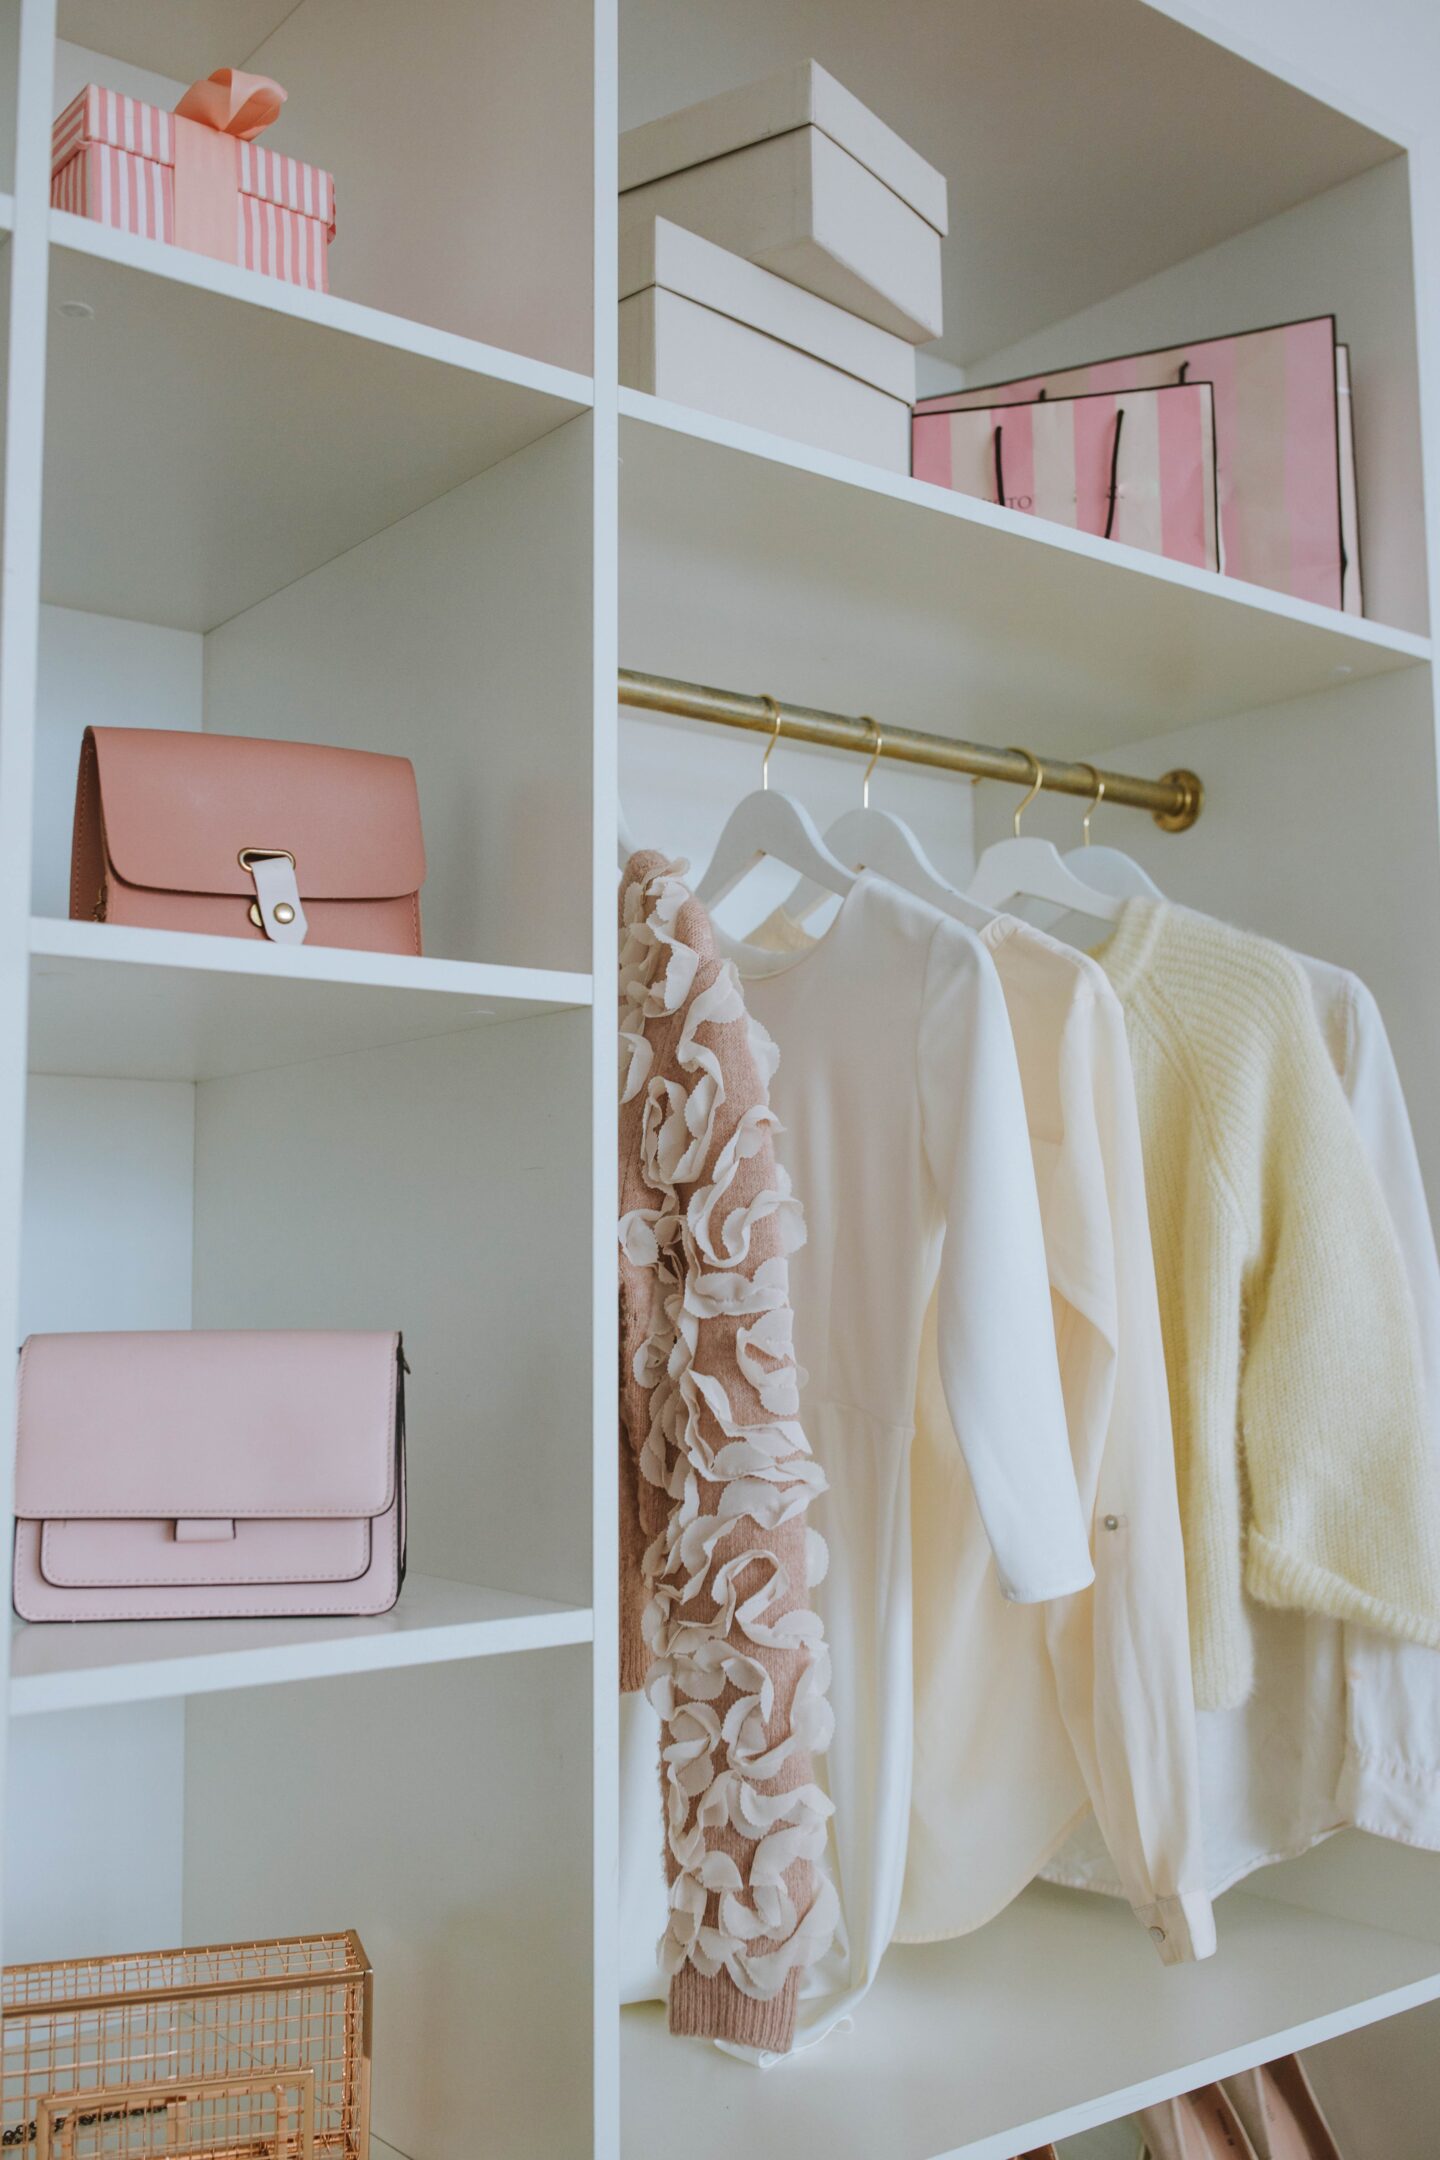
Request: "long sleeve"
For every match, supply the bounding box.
[1332,971,1440,1441]
[617,855,838,2052]
[917,917,1093,1603]
[1238,966,1440,1650]
[1039,977,1213,1963]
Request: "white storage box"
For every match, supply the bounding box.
[620,217,916,472]
[620,60,947,345]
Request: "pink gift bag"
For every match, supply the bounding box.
[916,315,1357,613]
[913,381,1219,570]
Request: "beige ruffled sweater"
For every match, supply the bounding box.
[1097,900,1440,1710]
[617,854,837,2052]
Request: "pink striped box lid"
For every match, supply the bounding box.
[52,85,335,233]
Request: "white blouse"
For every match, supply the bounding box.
[617,871,1097,2053]
[899,914,1213,1962]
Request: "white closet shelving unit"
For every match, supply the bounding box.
[0,1,1438,2157]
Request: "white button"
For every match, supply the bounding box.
[1103,1514,1120,1531]
[1149,1925,1167,1943]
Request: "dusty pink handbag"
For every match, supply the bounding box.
[71,726,427,954]
[13,1331,407,1622]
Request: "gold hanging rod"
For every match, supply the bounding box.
[617,669,1204,833]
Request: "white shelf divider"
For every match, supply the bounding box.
[28,916,591,1081]
[620,390,1431,758]
[45,214,594,631]
[9,1571,594,1717]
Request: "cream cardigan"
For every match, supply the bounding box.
[1096,900,1440,1711]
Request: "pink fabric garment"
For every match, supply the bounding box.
[617,853,836,2053]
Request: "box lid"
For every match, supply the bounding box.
[621,59,948,236]
[620,215,917,404]
[52,85,335,227]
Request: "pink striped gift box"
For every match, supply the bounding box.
[913,381,1220,572]
[51,83,335,293]
[916,315,1355,613]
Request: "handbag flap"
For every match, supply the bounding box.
[15,1330,399,1522]
[86,728,426,901]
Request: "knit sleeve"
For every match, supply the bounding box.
[917,917,1093,1603]
[1238,963,1440,1654]
[617,856,838,2055]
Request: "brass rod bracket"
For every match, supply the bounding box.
[1152,769,1204,832]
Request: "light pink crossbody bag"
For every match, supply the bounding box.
[13,1330,407,1623]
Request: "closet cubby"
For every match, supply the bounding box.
[52,0,596,370]
[6,1650,596,2160]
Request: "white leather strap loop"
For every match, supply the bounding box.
[174,1518,237,1543]
[246,852,308,944]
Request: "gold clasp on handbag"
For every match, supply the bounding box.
[239,847,298,931]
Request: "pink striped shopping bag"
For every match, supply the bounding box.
[913,381,1220,571]
[915,315,1354,612]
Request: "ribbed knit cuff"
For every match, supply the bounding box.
[1247,1530,1440,1653]
[668,1967,799,2053]
[1131,1890,1217,1965]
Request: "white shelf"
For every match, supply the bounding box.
[44,215,593,631]
[619,393,1431,759]
[622,1881,1440,2160]
[9,1570,593,1716]
[28,917,591,1081]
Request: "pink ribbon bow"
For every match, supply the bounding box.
[167,69,289,268]
[173,68,287,141]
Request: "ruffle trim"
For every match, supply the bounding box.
[619,856,840,2001]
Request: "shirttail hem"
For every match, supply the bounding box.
[1246,1530,1440,1659]
[1341,1743,1440,1852]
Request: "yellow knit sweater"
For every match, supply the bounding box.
[1096,899,1440,1711]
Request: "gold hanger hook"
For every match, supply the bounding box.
[1008,747,1044,836]
[1076,763,1106,846]
[758,694,783,790]
[860,718,883,808]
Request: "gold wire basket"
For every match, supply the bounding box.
[1,1933,371,2159]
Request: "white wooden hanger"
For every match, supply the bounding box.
[966,751,1123,922]
[777,720,993,930]
[1023,771,1164,930]
[694,696,856,909]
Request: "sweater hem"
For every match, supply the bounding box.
[1246,1531,1440,1656]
